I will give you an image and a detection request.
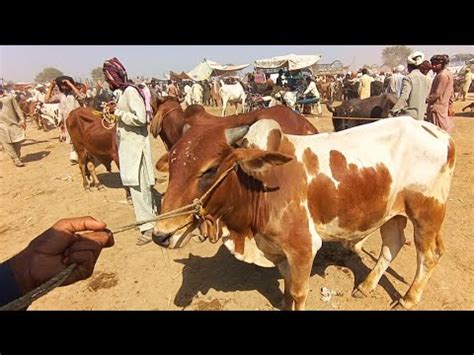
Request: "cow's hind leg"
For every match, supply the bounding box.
[86,159,104,190]
[396,230,444,309]
[77,150,91,191]
[353,215,407,298]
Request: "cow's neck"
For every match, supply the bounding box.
[215,168,270,236]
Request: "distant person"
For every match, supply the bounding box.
[191,81,203,104]
[297,76,322,115]
[183,82,192,106]
[167,80,179,98]
[0,89,26,167]
[389,65,405,98]
[45,76,86,164]
[459,67,472,101]
[358,68,374,99]
[202,80,211,106]
[390,51,432,120]
[426,54,455,132]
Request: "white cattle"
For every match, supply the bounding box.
[219,80,247,116]
[36,102,60,127]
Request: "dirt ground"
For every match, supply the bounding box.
[1,97,473,310]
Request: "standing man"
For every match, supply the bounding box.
[191,81,203,104]
[390,51,432,120]
[358,68,374,99]
[167,80,180,98]
[459,67,472,102]
[389,65,405,98]
[44,76,85,164]
[102,57,156,246]
[426,54,455,132]
[183,81,193,106]
[0,89,26,167]
[202,80,210,106]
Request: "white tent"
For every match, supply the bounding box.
[254,54,322,71]
[186,59,250,81]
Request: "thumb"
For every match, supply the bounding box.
[55,216,107,234]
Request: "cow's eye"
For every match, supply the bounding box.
[201,166,218,178]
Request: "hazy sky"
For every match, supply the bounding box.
[1,45,473,82]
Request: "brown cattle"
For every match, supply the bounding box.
[66,107,128,195]
[153,117,455,310]
[149,101,318,172]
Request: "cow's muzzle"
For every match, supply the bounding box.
[152,231,172,247]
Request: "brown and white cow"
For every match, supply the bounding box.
[153,116,455,310]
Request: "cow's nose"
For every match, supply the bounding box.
[152,231,172,247]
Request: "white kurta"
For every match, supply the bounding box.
[114,86,155,187]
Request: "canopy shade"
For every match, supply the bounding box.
[254,54,322,72]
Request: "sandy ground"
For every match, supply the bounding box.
[1,97,473,310]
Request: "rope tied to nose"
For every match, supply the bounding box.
[0,163,237,311]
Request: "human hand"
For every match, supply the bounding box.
[107,101,117,114]
[8,217,114,294]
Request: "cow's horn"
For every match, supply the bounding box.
[225,125,249,146]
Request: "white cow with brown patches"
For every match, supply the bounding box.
[153,116,455,310]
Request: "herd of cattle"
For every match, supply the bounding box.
[14,88,456,310]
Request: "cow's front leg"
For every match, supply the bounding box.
[286,250,315,310]
[277,260,294,310]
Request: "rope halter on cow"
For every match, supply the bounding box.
[0,163,237,311]
[100,102,118,130]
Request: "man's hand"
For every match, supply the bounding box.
[50,80,56,87]
[107,101,117,114]
[19,121,26,130]
[8,217,114,294]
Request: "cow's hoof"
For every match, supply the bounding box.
[84,187,91,192]
[97,185,106,191]
[352,287,368,299]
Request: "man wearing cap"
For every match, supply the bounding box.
[390,51,432,120]
[459,67,472,101]
[389,65,405,98]
[45,76,86,164]
[426,54,455,132]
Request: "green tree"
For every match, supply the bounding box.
[451,53,474,62]
[91,67,104,81]
[382,46,412,68]
[35,67,63,83]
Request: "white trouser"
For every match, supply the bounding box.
[128,153,156,232]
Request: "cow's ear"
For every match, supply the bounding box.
[235,149,293,176]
